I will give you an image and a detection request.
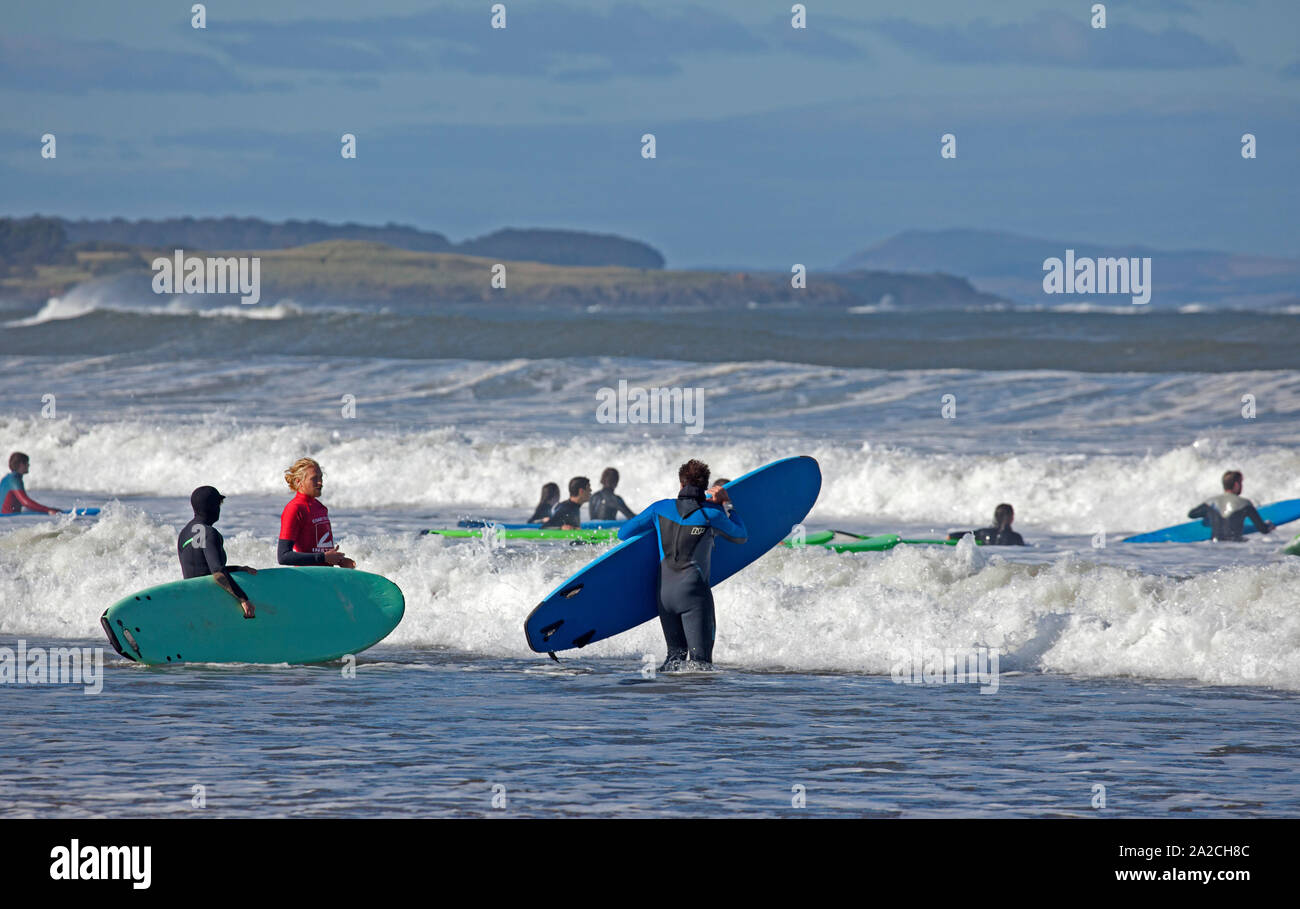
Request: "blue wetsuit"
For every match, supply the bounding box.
[1,471,54,514]
[618,486,747,667]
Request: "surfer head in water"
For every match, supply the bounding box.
[1,452,61,515]
[278,458,356,568]
[589,467,636,521]
[178,485,258,618]
[1187,470,1274,541]
[542,476,591,530]
[529,482,561,523]
[616,458,747,671]
[950,503,1025,545]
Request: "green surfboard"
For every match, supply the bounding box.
[422,527,619,542]
[783,531,977,552]
[100,567,405,665]
[1285,534,1300,557]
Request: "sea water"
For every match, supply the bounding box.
[1,289,1298,817]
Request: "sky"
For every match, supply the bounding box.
[2,0,1298,267]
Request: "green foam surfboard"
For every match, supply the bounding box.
[783,531,976,552]
[422,527,619,542]
[100,567,404,665]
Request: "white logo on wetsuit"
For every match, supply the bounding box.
[690,526,705,535]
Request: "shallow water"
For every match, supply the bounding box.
[2,646,1295,818]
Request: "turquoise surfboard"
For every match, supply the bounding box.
[523,456,821,653]
[1,507,99,518]
[100,567,405,665]
[1122,498,1300,543]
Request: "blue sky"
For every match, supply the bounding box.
[2,0,1297,266]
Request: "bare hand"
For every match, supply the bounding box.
[707,485,730,505]
[243,566,258,575]
[48,508,62,516]
[324,549,356,569]
[240,600,255,619]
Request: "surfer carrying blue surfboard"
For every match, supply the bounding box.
[1187,470,1274,542]
[178,486,258,618]
[617,459,747,670]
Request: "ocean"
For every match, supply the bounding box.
[2,284,1298,817]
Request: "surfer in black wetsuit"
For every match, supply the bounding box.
[617,459,747,670]
[177,486,257,618]
[949,503,1025,545]
[529,482,561,523]
[542,476,591,529]
[1187,470,1274,542]
[589,468,636,521]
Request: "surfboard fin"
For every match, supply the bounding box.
[548,651,559,663]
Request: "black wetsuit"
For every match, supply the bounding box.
[177,517,249,599]
[528,503,555,523]
[617,486,747,668]
[1188,493,1272,542]
[589,488,634,521]
[948,525,1025,545]
[542,499,583,528]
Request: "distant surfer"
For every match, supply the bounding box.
[588,468,636,521]
[278,457,356,568]
[1187,471,1274,542]
[542,476,591,530]
[529,482,561,523]
[617,459,747,670]
[1,452,62,515]
[949,504,1025,545]
[179,486,257,619]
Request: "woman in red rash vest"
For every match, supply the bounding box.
[277,457,356,568]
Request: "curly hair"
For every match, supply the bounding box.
[678,459,710,488]
[285,457,322,491]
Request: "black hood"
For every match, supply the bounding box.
[678,484,707,503]
[190,485,225,523]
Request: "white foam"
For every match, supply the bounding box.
[4,505,1299,690]
[2,410,1297,534]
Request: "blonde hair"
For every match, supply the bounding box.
[285,457,322,491]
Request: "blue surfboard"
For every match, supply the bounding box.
[1122,498,1300,543]
[0,507,99,518]
[523,456,821,653]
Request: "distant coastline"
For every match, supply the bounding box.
[0,216,999,309]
